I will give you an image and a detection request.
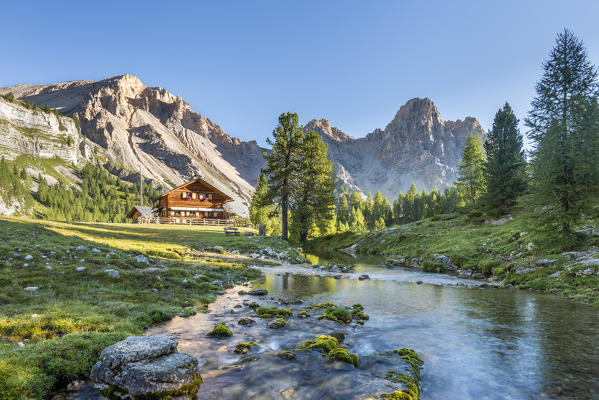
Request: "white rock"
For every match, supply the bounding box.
[24,286,39,292]
[24,254,33,261]
[135,254,149,264]
[17,342,25,347]
[46,266,53,270]
[182,279,188,284]
[104,269,119,278]
[76,266,86,272]
[91,248,101,253]
[75,245,88,252]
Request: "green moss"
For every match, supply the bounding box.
[478,258,501,275]
[247,301,260,308]
[325,347,359,367]
[254,307,292,319]
[207,322,232,337]
[237,317,256,325]
[297,335,339,352]
[328,330,345,344]
[422,261,445,273]
[322,306,352,325]
[267,317,286,329]
[233,341,257,354]
[352,310,370,321]
[297,310,310,318]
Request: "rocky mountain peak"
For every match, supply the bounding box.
[305,119,354,143]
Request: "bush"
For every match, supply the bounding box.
[492,266,505,277]
[478,259,502,275]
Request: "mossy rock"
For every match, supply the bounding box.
[352,310,369,321]
[422,261,445,273]
[277,350,297,360]
[325,347,358,367]
[297,335,339,352]
[328,330,345,344]
[297,310,310,318]
[247,301,260,308]
[267,317,286,329]
[307,301,336,310]
[255,306,292,319]
[237,317,256,325]
[321,306,352,325]
[207,322,232,337]
[234,341,257,354]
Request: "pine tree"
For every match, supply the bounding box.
[374,217,386,230]
[526,29,599,238]
[349,207,366,231]
[292,130,336,243]
[372,190,392,226]
[262,112,304,240]
[457,134,486,206]
[338,195,350,224]
[483,103,527,215]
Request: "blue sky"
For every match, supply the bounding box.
[2,1,598,147]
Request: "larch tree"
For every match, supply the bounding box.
[483,103,527,215]
[526,29,599,237]
[262,112,304,240]
[457,134,487,206]
[249,173,270,226]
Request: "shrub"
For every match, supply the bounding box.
[478,259,501,275]
[422,261,445,273]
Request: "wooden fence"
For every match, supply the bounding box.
[135,216,250,227]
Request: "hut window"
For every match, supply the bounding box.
[191,193,197,199]
[208,194,213,201]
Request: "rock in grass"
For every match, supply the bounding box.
[90,334,202,400]
[207,322,232,337]
[76,266,86,272]
[75,245,88,252]
[247,289,268,296]
[277,350,297,360]
[135,254,149,264]
[24,254,33,261]
[24,286,39,292]
[104,269,119,278]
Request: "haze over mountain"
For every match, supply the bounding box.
[0,74,485,213]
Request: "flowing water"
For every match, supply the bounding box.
[60,253,599,400]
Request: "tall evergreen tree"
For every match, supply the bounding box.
[483,103,527,215]
[262,112,304,240]
[457,134,487,206]
[338,195,350,224]
[526,29,599,236]
[349,207,366,231]
[292,130,336,242]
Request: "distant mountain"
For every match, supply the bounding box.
[305,98,486,199]
[1,75,485,216]
[0,75,265,215]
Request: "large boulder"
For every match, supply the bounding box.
[90,334,202,399]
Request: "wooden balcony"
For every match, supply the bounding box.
[134,216,249,227]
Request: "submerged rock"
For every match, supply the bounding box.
[277,350,297,360]
[90,334,202,400]
[358,275,370,280]
[247,289,268,296]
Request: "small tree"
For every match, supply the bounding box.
[349,207,366,231]
[249,173,269,226]
[374,217,386,230]
[457,134,486,206]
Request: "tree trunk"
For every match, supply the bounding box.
[281,192,288,240]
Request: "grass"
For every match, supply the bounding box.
[0,216,299,399]
[307,212,599,307]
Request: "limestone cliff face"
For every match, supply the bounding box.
[305,98,486,200]
[0,97,81,164]
[1,75,265,215]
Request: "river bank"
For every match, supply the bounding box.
[306,213,599,308]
